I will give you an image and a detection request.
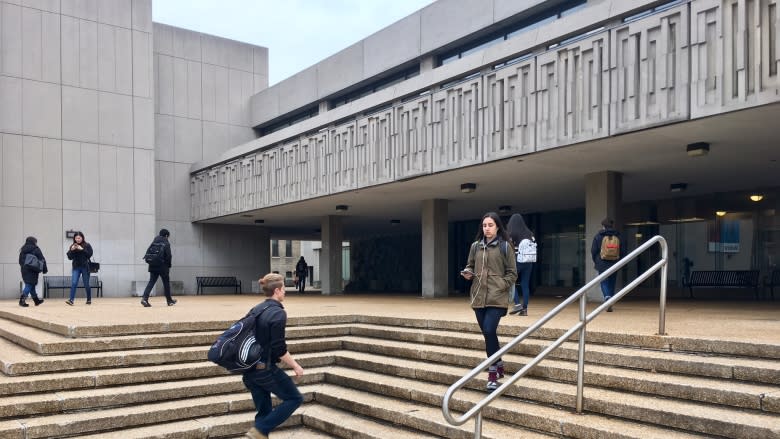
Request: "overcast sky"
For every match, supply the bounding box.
[152,0,436,85]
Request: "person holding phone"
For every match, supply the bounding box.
[461,212,517,391]
[65,231,93,306]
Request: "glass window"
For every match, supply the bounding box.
[285,240,293,257]
[271,240,279,257]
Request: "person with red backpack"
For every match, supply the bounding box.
[590,218,626,312]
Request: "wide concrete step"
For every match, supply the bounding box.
[0,383,317,439]
[331,347,780,414]
[346,325,780,385]
[70,412,309,439]
[300,404,443,438]
[324,364,780,439]
[0,335,340,376]
[0,317,352,355]
[312,383,554,439]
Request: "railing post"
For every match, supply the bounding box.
[659,238,668,335]
[576,293,587,413]
[474,410,483,439]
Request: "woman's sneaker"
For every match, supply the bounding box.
[509,303,524,315]
[519,308,528,316]
[486,369,498,391]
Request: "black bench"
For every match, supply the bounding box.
[686,270,760,299]
[43,275,103,299]
[196,276,242,295]
[765,269,780,301]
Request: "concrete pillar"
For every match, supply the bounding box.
[585,171,622,301]
[422,199,449,298]
[321,215,343,295]
[318,101,329,114]
[420,55,436,72]
[255,227,271,288]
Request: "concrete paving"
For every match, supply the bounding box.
[1,294,778,345]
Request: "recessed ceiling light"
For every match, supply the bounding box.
[669,183,687,193]
[254,219,264,224]
[750,194,764,202]
[716,211,727,217]
[460,183,477,193]
[686,142,710,157]
[336,205,349,212]
[498,205,511,214]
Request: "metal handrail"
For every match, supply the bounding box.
[442,235,668,438]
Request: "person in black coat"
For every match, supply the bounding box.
[65,231,94,305]
[140,229,176,307]
[19,236,47,307]
[590,218,626,312]
[295,257,308,293]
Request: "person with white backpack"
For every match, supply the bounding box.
[507,214,536,316]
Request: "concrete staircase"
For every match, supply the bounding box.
[0,311,778,438]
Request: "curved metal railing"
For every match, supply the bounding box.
[442,235,669,438]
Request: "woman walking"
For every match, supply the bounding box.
[460,212,517,391]
[65,231,93,305]
[19,236,46,307]
[507,213,536,316]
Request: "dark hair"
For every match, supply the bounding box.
[507,213,533,246]
[474,212,511,243]
[260,273,284,297]
[20,236,37,253]
[601,218,615,229]
[72,231,86,244]
[159,228,170,237]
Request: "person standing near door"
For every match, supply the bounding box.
[295,256,308,293]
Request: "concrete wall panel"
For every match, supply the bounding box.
[21,6,42,80]
[132,30,152,98]
[253,46,268,77]
[41,10,60,82]
[115,146,134,213]
[173,116,202,164]
[79,19,98,89]
[364,12,421,78]
[22,79,61,138]
[431,78,482,172]
[201,33,229,67]
[134,148,154,215]
[98,144,118,212]
[228,41,253,73]
[155,53,174,115]
[61,0,98,22]
[202,121,230,162]
[421,0,493,53]
[276,67,317,117]
[133,97,154,149]
[61,141,82,209]
[154,114,174,161]
[153,22,173,56]
[250,80,279,124]
[62,85,98,142]
[80,142,100,209]
[1,3,22,77]
[42,138,62,209]
[98,23,117,92]
[493,0,547,23]
[172,26,201,62]
[98,0,131,29]
[98,91,133,147]
[22,136,43,207]
[0,75,22,133]
[186,60,202,119]
[1,134,23,207]
[22,207,61,264]
[60,15,79,85]
[0,207,23,263]
[318,42,364,98]
[131,0,152,33]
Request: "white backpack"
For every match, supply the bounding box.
[516,237,537,263]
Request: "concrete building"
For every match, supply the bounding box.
[2,0,779,300]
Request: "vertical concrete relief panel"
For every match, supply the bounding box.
[536,32,610,151]
[328,122,358,194]
[691,0,780,117]
[483,58,536,161]
[395,95,432,180]
[355,108,396,188]
[431,77,482,172]
[610,5,690,134]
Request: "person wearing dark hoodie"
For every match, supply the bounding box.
[19,236,47,307]
[590,218,626,312]
[140,229,176,307]
[65,231,94,305]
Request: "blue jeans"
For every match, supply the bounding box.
[69,267,91,301]
[22,282,39,300]
[474,307,507,365]
[600,271,617,300]
[242,364,303,435]
[513,262,533,308]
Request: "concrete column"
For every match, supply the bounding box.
[421,199,449,298]
[255,227,271,289]
[420,55,436,72]
[585,171,622,301]
[318,101,330,114]
[321,215,343,295]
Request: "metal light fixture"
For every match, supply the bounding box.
[65,229,77,239]
[716,210,727,217]
[750,194,764,202]
[254,219,265,224]
[336,205,349,212]
[460,183,477,193]
[390,219,401,225]
[686,142,710,157]
[669,183,687,193]
[498,205,512,214]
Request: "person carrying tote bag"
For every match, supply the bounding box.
[18,236,47,307]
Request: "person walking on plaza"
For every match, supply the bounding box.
[140,229,176,307]
[19,236,46,307]
[65,232,93,305]
[507,213,536,316]
[243,273,304,439]
[460,212,517,391]
[591,218,625,312]
[295,256,308,294]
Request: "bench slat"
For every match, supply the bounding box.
[687,270,759,299]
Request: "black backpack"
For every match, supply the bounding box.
[208,303,274,373]
[143,241,166,266]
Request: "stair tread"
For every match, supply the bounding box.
[323,364,779,438]
[301,403,444,438]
